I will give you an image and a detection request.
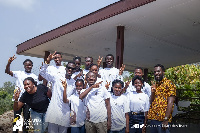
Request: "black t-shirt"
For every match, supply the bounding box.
[20,84,49,113]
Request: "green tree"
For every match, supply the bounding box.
[0,81,15,115]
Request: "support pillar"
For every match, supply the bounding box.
[144,68,148,82]
[44,51,50,62]
[115,26,124,69]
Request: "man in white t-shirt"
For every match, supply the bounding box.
[5,55,38,133]
[100,54,124,92]
[126,67,151,98]
[39,52,66,90]
[79,71,111,133]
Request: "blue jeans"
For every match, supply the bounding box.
[71,125,85,133]
[149,120,170,133]
[129,112,145,133]
[109,127,125,133]
[30,109,48,133]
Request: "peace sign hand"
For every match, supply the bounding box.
[121,79,131,94]
[92,81,103,88]
[105,80,111,90]
[77,70,83,78]
[151,81,156,93]
[125,79,131,89]
[84,75,87,89]
[61,79,67,89]
[46,51,57,64]
[119,64,125,75]
[97,56,103,68]
[8,55,16,64]
[14,87,20,101]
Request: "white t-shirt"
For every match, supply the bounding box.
[12,71,38,100]
[82,86,110,123]
[40,63,75,127]
[83,69,90,76]
[46,65,66,76]
[126,82,151,98]
[100,67,123,91]
[68,92,86,127]
[110,94,130,131]
[71,71,84,80]
[128,92,149,113]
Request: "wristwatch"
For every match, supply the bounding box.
[164,117,168,121]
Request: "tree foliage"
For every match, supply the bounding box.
[165,64,200,99]
[165,64,200,90]
[0,81,15,115]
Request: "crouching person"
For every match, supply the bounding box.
[13,77,51,133]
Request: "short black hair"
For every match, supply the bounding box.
[66,61,75,68]
[111,79,124,93]
[23,59,33,65]
[23,77,37,86]
[75,79,84,87]
[112,79,124,88]
[73,56,81,62]
[85,56,93,61]
[105,54,114,61]
[134,67,143,72]
[86,71,97,79]
[154,64,165,71]
[132,75,144,86]
[90,64,98,68]
[55,52,62,57]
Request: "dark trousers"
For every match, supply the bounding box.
[129,112,145,133]
[13,104,30,133]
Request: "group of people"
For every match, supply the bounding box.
[5,52,176,133]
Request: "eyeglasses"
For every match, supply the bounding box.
[67,67,76,70]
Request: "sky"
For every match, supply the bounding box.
[0,0,120,87]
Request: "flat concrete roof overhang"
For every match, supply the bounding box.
[16,0,200,71]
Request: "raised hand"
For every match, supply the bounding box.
[39,62,44,69]
[70,110,76,125]
[151,81,156,93]
[92,81,103,88]
[119,64,125,75]
[8,55,16,64]
[46,51,57,64]
[121,80,131,94]
[125,80,131,89]
[97,56,103,68]
[61,79,67,89]
[77,70,83,78]
[14,87,20,101]
[84,75,87,89]
[105,80,110,90]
